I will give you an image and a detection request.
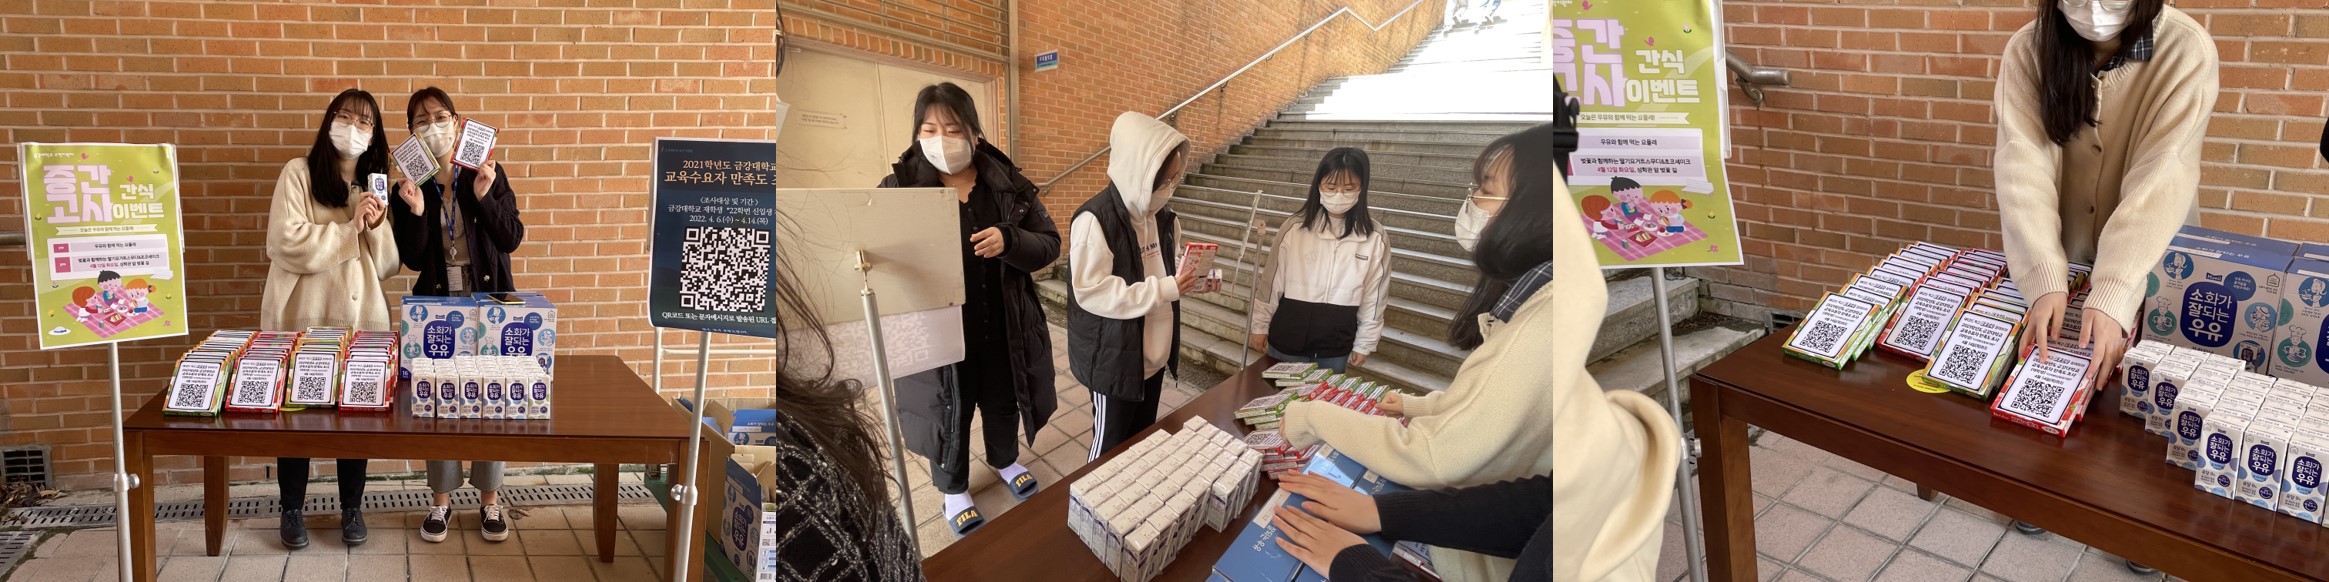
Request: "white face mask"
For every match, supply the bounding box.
[1320,189,1360,216]
[419,120,458,156]
[1455,199,1495,252]
[919,135,973,175]
[1148,183,1177,216]
[331,122,370,160]
[2059,0,2131,42]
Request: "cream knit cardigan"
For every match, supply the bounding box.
[1994,8,2218,332]
[260,158,400,332]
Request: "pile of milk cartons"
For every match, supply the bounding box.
[1068,417,1261,582]
[410,355,553,420]
[2124,342,2329,523]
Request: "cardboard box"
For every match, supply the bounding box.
[718,445,781,578]
[2144,227,2295,372]
[476,292,557,376]
[398,296,478,381]
[2274,258,2329,388]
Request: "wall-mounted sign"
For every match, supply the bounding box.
[1035,51,1060,72]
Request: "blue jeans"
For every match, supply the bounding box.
[1268,346,1349,374]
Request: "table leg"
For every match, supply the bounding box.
[1917,484,1938,502]
[204,456,226,556]
[594,463,618,563]
[1693,384,1758,581]
[126,432,156,582]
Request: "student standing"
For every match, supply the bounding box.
[1248,148,1392,374]
[1992,2,2215,571]
[386,86,523,545]
[877,83,1061,536]
[261,88,400,549]
[1067,112,1207,460]
[1277,125,1563,582]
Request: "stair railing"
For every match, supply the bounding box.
[1032,0,1434,193]
[1725,50,1791,107]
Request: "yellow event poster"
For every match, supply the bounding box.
[1554,0,1744,268]
[18,143,189,349]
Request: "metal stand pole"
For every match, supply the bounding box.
[108,343,136,581]
[858,252,920,548]
[669,332,711,582]
[653,329,664,393]
[1652,267,1709,582]
[1233,189,1266,366]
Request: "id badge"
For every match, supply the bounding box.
[447,265,467,294]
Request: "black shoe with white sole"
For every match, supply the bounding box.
[480,504,510,542]
[279,509,309,550]
[420,505,450,543]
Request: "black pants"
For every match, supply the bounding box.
[930,361,1021,495]
[1089,372,1165,462]
[278,458,367,512]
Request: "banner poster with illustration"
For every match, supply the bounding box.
[1553,0,1745,268]
[18,143,190,349]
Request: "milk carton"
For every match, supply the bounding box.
[2168,388,2226,470]
[398,296,478,381]
[2144,226,2295,372]
[2143,359,2202,435]
[2281,431,2329,523]
[2274,258,2329,388]
[2200,405,2260,498]
[2239,417,2304,510]
[2120,342,2175,418]
[476,292,557,376]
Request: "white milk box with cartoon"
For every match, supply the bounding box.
[2143,226,2295,373]
[2199,404,2261,498]
[2236,413,2304,510]
[476,292,557,377]
[2273,257,2329,389]
[2278,430,2329,523]
[398,296,478,382]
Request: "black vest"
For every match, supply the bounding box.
[1066,185,1182,402]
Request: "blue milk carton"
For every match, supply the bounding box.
[2199,404,2260,498]
[2120,342,2176,418]
[397,296,478,381]
[2145,226,2295,373]
[2143,359,2202,436]
[2167,383,2232,470]
[2238,411,2304,510]
[2274,258,2329,389]
[2278,429,2329,523]
[477,293,557,377]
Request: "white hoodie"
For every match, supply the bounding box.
[1069,113,1190,380]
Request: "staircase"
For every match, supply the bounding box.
[1037,0,1763,409]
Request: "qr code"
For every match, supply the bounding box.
[678,226,772,313]
[2007,374,2070,419]
[1896,317,1940,350]
[460,137,486,162]
[1935,345,1984,384]
[347,381,380,405]
[1798,320,1847,355]
[231,380,270,406]
[293,375,331,403]
[170,384,209,409]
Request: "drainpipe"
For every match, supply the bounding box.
[1007,0,1021,160]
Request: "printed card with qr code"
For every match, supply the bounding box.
[1881,285,1967,361]
[1786,293,1880,367]
[394,136,439,182]
[1926,311,2021,398]
[450,119,499,170]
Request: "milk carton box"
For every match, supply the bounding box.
[2168,388,2226,470]
[2280,431,2329,523]
[2145,226,2295,373]
[2274,258,2329,388]
[476,292,557,377]
[2200,406,2260,498]
[2238,417,2304,510]
[398,296,478,381]
[2120,342,2176,418]
[2143,359,2202,434]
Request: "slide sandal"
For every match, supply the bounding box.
[1007,472,1041,501]
[948,506,985,536]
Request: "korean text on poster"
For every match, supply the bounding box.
[17,143,190,349]
[648,138,781,338]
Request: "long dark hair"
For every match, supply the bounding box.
[1295,147,1377,239]
[767,217,894,511]
[304,88,391,208]
[911,82,983,141]
[2034,0,2165,145]
[1448,126,1555,350]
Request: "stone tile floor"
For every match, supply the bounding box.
[1657,429,2194,582]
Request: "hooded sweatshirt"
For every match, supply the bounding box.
[1069,113,1190,379]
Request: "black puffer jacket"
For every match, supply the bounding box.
[876,140,1061,462]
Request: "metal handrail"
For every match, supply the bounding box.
[1725,51,1791,107]
[1033,0,1433,191]
[0,231,21,247]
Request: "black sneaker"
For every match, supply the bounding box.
[341,509,367,546]
[419,505,450,543]
[479,504,509,542]
[279,509,309,550]
[2011,520,2046,536]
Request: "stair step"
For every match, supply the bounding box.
[1203,164,1471,199]
[1172,293,1468,378]
[1176,228,1475,313]
[1250,127,1511,148]
[1210,153,1473,184]
[1277,112,1558,123]
[1187,174,1467,214]
[1172,188,1466,257]
[1244,136,1494,157]
[1227,144,1484,170]
[1588,316,1767,412]
[1178,218,1476,286]
[1592,274,1703,364]
[1033,278,1453,393]
[1263,119,1544,135]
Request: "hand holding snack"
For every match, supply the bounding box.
[2019,291,2068,363]
[1379,392,1404,416]
[357,194,386,230]
[1175,269,1201,296]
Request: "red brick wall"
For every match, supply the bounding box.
[1014,0,1442,230]
[0,0,778,488]
[1703,1,2329,321]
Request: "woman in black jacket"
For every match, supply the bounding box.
[877,82,1061,536]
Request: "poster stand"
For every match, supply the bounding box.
[1234,189,1267,366]
[107,344,138,582]
[1651,267,1708,582]
[854,250,919,548]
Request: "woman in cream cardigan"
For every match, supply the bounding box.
[259,88,400,550]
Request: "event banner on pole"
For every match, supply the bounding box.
[18,143,189,349]
[1553,0,1745,268]
[648,138,781,338]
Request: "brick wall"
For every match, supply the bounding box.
[1702,0,2329,324]
[1013,0,1441,231]
[0,0,778,488]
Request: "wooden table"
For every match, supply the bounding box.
[923,359,1293,581]
[121,355,719,582]
[1692,334,2329,580]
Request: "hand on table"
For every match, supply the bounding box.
[1378,392,1405,417]
[2078,310,2128,391]
[970,227,1006,258]
[1274,472,1382,534]
[1272,506,1368,580]
[2019,291,2068,362]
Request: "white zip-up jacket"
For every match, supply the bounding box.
[1248,214,1392,357]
